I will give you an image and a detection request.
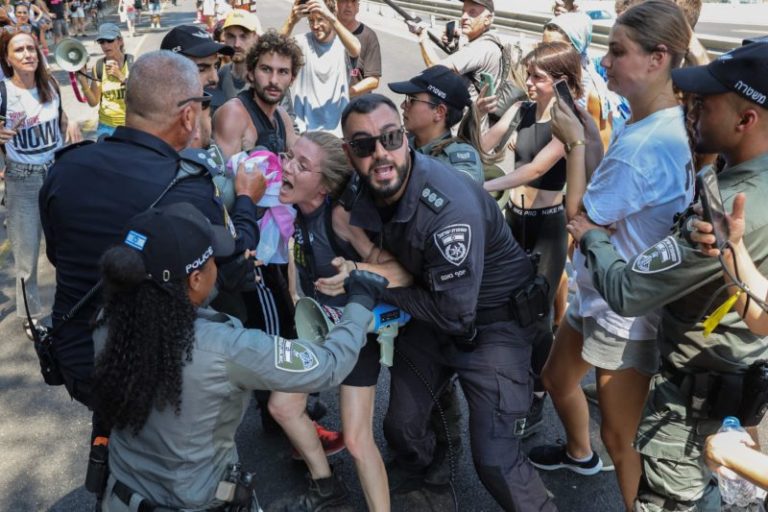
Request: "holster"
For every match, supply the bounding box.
[666,360,768,427]
[511,274,550,328]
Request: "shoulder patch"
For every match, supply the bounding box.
[448,149,478,165]
[631,236,682,274]
[420,183,449,213]
[274,336,320,372]
[434,224,471,266]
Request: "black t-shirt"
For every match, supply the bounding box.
[46,0,65,18]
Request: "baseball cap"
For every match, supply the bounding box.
[161,24,234,57]
[122,203,235,285]
[96,23,122,42]
[222,10,262,33]
[388,65,472,110]
[458,0,494,13]
[672,41,768,108]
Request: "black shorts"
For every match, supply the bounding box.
[342,333,381,387]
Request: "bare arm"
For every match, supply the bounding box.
[550,98,588,221]
[213,99,252,161]
[76,65,102,107]
[416,29,441,68]
[278,106,299,149]
[280,0,302,35]
[478,101,522,153]
[483,138,565,192]
[314,207,413,295]
[350,76,379,97]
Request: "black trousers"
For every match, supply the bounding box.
[384,319,557,512]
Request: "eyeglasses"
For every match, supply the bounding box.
[177,91,212,111]
[279,151,323,175]
[345,128,405,158]
[404,95,439,108]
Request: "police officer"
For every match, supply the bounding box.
[341,94,556,511]
[91,203,386,511]
[389,65,484,184]
[566,42,768,510]
[38,51,266,438]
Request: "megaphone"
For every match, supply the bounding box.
[484,164,511,210]
[54,38,89,103]
[295,297,411,367]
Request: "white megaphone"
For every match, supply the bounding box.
[54,38,89,103]
[294,297,411,367]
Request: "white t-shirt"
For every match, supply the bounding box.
[573,106,694,340]
[292,32,349,137]
[3,79,62,165]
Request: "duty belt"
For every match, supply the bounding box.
[475,302,515,325]
[113,480,227,512]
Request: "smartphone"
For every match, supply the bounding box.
[696,167,729,250]
[479,72,495,97]
[554,79,577,114]
[298,0,308,5]
[445,20,456,44]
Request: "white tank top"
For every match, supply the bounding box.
[3,78,62,165]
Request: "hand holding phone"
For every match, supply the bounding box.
[696,168,729,251]
[479,72,495,97]
[445,20,456,44]
[554,79,577,115]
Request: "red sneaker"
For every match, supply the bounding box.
[292,422,346,460]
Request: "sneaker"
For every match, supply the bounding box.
[292,422,345,460]
[281,469,349,511]
[582,382,599,405]
[528,444,603,476]
[521,394,546,439]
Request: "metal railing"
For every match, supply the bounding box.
[366,0,741,56]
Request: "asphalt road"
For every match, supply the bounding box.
[0,1,765,511]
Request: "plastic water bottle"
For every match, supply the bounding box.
[717,416,757,508]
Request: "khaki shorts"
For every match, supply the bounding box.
[565,302,659,376]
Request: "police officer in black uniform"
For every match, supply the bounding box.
[341,94,556,511]
[38,51,266,438]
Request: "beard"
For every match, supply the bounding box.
[359,157,409,200]
[253,82,286,106]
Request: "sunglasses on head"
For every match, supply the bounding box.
[345,128,404,158]
[3,24,33,34]
[177,91,212,111]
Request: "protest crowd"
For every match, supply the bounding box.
[2,0,768,510]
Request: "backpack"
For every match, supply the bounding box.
[95,54,134,81]
[476,33,527,120]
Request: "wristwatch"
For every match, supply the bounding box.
[564,139,586,154]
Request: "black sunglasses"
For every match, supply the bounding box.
[177,91,212,111]
[346,128,404,158]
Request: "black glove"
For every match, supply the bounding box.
[344,270,389,311]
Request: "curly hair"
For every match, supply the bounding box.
[245,28,304,78]
[92,245,197,436]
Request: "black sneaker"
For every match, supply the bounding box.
[281,470,349,511]
[521,394,546,439]
[528,444,603,476]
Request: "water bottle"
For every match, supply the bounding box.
[716,416,757,508]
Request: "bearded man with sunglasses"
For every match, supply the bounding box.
[340,94,556,510]
[38,52,266,455]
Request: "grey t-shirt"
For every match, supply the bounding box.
[350,23,382,87]
[441,32,503,103]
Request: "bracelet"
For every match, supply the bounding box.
[564,139,586,154]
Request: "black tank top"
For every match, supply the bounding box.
[514,104,566,192]
[236,89,287,154]
[294,201,358,308]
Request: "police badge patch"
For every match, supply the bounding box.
[631,236,682,274]
[275,337,320,372]
[434,224,471,266]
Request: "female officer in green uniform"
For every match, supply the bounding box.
[92,202,385,511]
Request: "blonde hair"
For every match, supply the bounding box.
[302,131,351,200]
